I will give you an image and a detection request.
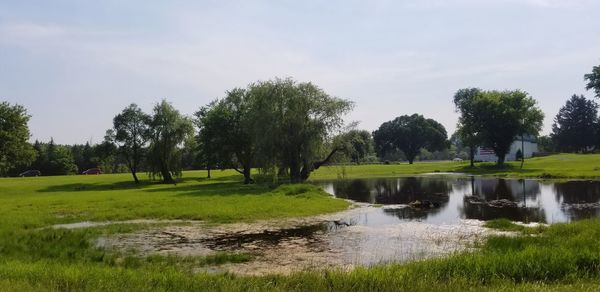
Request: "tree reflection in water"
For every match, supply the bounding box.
[325,176,600,223]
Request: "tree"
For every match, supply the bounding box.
[537,135,555,153]
[195,89,256,184]
[248,78,353,182]
[373,114,448,164]
[332,129,375,164]
[45,138,78,175]
[473,90,544,165]
[70,142,96,172]
[93,141,121,173]
[0,102,36,176]
[585,64,600,98]
[453,88,483,167]
[106,104,151,183]
[551,95,598,152]
[147,100,194,183]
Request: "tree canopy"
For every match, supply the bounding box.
[551,95,598,152]
[195,78,353,183]
[147,100,194,183]
[332,129,375,164]
[453,88,483,167]
[195,88,256,184]
[0,102,36,175]
[106,104,151,183]
[248,78,353,182]
[585,64,600,98]
[373,114,448,164]
[471,90,544,165]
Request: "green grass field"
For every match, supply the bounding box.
[313,153,600,180]
[2,153,600,291]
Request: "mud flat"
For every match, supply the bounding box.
[93,205,511,275]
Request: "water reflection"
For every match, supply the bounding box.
[319,176,600,224]
[554,181,600,220]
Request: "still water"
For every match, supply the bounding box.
[318,175,600,224]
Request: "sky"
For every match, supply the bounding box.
[1,0,599,145]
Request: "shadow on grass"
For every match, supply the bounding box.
[38,181,154,192]
[144,182,272,197]
[37,175,243,193]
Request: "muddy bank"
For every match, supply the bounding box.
[96,206,510,275]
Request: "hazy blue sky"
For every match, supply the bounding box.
[1,0,599,144]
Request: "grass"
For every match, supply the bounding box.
[312,153,600,180]
[484,218,527,232]
[2,219,600,290]
[2,153,600,290]
[0,170,350,291]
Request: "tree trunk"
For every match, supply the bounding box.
[520,135,525,169]
[289,155,302,183]
[243,167,253,184]
[497,154,506,166]
[469,146,475,167]
[300,159,310,181]
[160,162,174,184]
[207,166,211,179]
[131,170,140,184]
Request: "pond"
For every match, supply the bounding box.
[100,175,600,274]
[318,175,600,224]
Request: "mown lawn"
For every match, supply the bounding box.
[312,153,600,180]
[2,153,600,291]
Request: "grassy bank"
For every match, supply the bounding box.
[312,153,600,180]
[0,170,348,227]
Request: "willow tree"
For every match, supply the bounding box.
[147,100,193,183]
[248,78,353,183]
[106,103,151,184]
[195,89,255,184]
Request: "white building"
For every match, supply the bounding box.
[474,135,538,162]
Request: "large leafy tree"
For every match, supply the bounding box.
[585,64,600,98]
[106,104,151,183]
[195,89,256,184]
[551,95,598,152]
[453,88,483,167]
[373,114,448,164]
[473,90,544,165]
[248,78,353,182]
[147,100,194,183]
[0,102,36,176]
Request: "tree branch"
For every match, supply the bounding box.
[313,146,344,170]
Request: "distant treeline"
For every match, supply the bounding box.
[1,64,599,183]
